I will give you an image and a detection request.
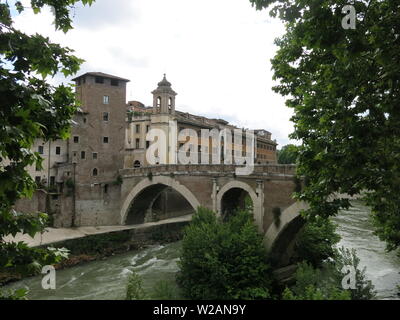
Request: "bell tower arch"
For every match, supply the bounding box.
[151,74,177,114]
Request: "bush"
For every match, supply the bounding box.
[333,247,376,300]
[294,216,340,267]
[126,272,146,300]
[150,280,182,300]
[282,262,351,300]
[0,288,28,300]
[177,207,272,300]
[283,247,376,300]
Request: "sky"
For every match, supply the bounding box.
[12,0,296,147]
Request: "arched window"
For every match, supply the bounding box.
[104,184,108,194]
[92,168,98,176]
[134,160,141,168]
[156,97,161,108]
[168,97,172,109]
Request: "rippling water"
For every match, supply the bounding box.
[5,242,182,300]
[334,201,400,299]
[4,201,400,300]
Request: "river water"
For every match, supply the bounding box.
[334,201,400,299]
[4,201,400,300]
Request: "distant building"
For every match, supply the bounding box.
[125,74,277,168]
[8,72,278,227]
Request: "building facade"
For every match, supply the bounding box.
[11,72,278,227]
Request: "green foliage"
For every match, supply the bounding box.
[283,246,376,300]
[292,175,302,193]
[249,0,400,251]
[114,175,123,186]
[277,144,298,164]
[177,207,272,300]
[334,247,376,300]
[126,272,146,300]
[150,280,182,300]
[294,216,341,267]
[65,178,75,189]
[272,207,281,228]
[0,288,28,300]
[0,1,93,282]
[282,261,351,300]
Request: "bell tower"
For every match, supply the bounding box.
[151,74,177,114]
[150,74,178,165]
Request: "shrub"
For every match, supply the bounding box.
[126,272,146,300]
[283,247,376,300]
[333,247,376,300]
[294,216,340,267]
[150,280,181,300]
[177,207,272,300]
[282,261,351,300]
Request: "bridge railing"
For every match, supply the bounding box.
[120,164,297,177]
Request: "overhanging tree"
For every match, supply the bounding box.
[250,0,400,250]
[0,0,94,286]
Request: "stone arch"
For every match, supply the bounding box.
[120,176,201,225]
[263,201,308,267]
[216,180,263,232]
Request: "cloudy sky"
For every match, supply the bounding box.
[13,0,295,146]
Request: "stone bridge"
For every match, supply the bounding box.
[119,164,308,265]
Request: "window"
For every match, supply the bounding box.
[103,137,109,144]
[146,125,150,133]
[83,117,87,124]
[38,145,44,154]
[103,112,109,121]
[55,146,61,155]
[135,138,140,149]
[50,176,55,186]
[81,151,86,159]
[104,184,108,194]
[168,97,172,109]
[95,76,104,84]
[156,97,161,108]
[146,141,150,149]
[136,124,140,133]
[92,168,98,176]
[134,160,141,168]
[35,176,41,184]
[92,152,98,160]
[103,95,109,104]
[73,136,79,143]
[111,79,119,86]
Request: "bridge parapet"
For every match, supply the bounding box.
[120,164,297,178]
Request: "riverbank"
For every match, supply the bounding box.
[0,215,192,286]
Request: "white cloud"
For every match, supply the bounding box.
[12,0,296,146]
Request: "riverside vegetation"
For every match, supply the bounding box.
[126,205,376,300]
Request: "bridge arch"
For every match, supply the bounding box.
[120,176,201,225]
[263,201,308,267]
[216,180,263,231]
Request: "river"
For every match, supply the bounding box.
[4,201,400,300]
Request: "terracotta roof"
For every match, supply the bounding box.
[72,72,130,82]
